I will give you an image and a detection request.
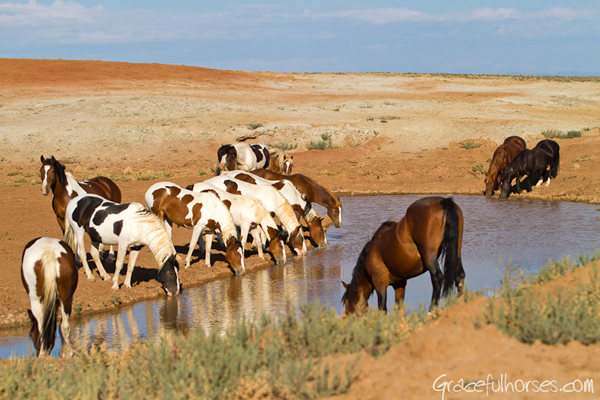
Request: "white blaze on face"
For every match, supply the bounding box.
[238,247,245,272]
[284,161,291,174]
[219,154,228,169]
[41,165,51,195]
[338,207,342,226]
[280,240,287,263]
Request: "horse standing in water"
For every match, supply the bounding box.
[499,139,560,198]
[250,168,343,228]
[215,143,270,175]
[484,136,526,197]
[64,194,181,295]
[268,148,294,175]
[21,237,78,357]
[342,197,465,315]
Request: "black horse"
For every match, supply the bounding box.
[499,139,560,198]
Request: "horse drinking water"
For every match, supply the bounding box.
[64,194,180,295]
[499,139,560,198]
[484,136,526,197]
[341,196,465,315]
[21,237,78,357]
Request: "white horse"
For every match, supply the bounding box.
[223,170,327,248]
[215,143,270,175]
[64,194,181,295]
[187,182,288,265]
[203,175,308,256]
[145,182,245,274]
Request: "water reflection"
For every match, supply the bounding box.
[1,195,598,358]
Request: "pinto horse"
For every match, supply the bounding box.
[64,194,180,295]
[204,175,308,256]
[187,182,288,265]
[499,139,560,198]
[145,182,245,274]
[215,143,270,175]
[21,237,78,357]
[268,148,294,175]
[484,136,526,196]
[223,170,327,249]
[342,197,465,315]
[40,156,122,232]
[250,168,343,228]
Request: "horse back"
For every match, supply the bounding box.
[250,144,270,169]
[79,176,122,203]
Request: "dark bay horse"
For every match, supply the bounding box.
[499,139,560,198]
[215,143,270,175]
[342,197,465,315]
[40,156,122,232]
[21,237,78,357]
[249,168,343,228]
[484,136,526,196]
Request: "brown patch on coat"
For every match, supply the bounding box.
[223,180,242,195]
[272,181,285,190]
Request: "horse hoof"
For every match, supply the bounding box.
[87,275,96,281]
[111,285,119,290]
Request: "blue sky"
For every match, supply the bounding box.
[1,1,599,74]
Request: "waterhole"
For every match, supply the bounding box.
[1,195,598,358]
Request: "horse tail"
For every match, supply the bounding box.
[63,219,77,253]
[439,197,461,297]
[40,251,59,354]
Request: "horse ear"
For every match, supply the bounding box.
[342,281,348,289]
[40,155,45,163]
[51,155,56,163]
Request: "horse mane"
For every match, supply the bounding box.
[134,206,177,268]
[40,250,59,353]
[50,158,68,188]
[342,221,395,305]
[269,148,293,172]
[275,198,300,232]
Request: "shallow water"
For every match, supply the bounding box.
[1,195,599,358]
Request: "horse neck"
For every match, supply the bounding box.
[63,172,86,197]
[138,212,176,268]
[275,200,300,232]
[255,203,278,235]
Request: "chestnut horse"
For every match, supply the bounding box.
[40,156,122,232]
[499,139,560,198]
[342,197,465,315]
[484,136,526,196]
[215,143,270,175]
[21,237,78,357]
[268,148,294,175]
[145,182,245,274]
[250,168,342,228]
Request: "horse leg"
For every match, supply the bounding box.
[185,227,203,269]
[425,257,444,312]
[250,226,266,259]
[111,244,129,290]
[90,241,111,280]
[124,245,142,288]
[58,300,73,357]
[204,233,214,267]
[75,231,95,281]
[239,224,250,257]
[392,279,407,305]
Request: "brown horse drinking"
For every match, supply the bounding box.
[40,156,122,232]
[249,168,343,228]
[484,136,526,196]
[341,196,465,315]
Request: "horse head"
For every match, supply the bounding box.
[288,226,307,256]
[341,281,369,317]
[158,255,181,296]
[283,154,294,175]
[307,216,328,249]
[225,236,245,275]
[328,206,342,228]
[266,225,287,264]
[216,145,237,175]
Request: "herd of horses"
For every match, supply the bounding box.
[22,136,561,356]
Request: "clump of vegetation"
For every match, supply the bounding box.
[541,129,582,139]
[459,140,481,150]
[308,133,335,150]
[269,142,298,151]
[248,123,263,130]
[471,162,487,175]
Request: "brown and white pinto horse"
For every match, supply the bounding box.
[268,148,294,175]
[215,143,270,175]
[21,237,78,357]
[484,136,526,196]
[187,182,288,265]
[40,156,122,232]
[224,170,327,249]
[145,182,245,274]
[250,168,343,228]
[342,197,465,315]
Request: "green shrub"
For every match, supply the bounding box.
[459,140,481,150]
[471,162,487,175]
[308,133,335,150]
[270,142,298,151]
[541,129,582,139]
[248,123,263,130]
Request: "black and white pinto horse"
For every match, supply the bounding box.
[500,139,560,198]
[215,143,270,175]
[64,194,180,295]
[21,237,78,357]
